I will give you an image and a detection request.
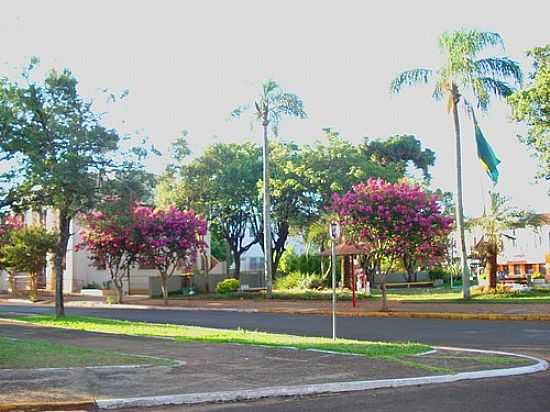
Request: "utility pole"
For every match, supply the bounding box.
[262,111,273,298]
[330,221,340,340]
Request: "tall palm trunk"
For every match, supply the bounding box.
[262,120,273,298]
[451,86,471,299]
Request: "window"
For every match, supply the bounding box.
[541,264,547,275]
[249,257,264,270]
[514,265,521,275]
[526,264,534,274]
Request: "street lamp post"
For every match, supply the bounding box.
[329,221,340,340]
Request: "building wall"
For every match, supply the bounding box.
[1,209,211,294]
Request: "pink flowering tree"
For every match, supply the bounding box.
[333,179,453,311]
[133,206,207,305]
[0,215,24,295]
[78,210,140,304]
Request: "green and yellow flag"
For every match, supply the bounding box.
[474,116,501,185]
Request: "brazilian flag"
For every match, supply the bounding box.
[474,117,501,185]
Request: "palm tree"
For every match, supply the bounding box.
[390,29,522,298]
[232,80,306,298]
[468,192,540,288]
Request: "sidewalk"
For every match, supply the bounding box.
[0,321,545,410]
[2,291,549,321]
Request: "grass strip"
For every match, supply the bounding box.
[6,314,430,358]
[0,336,172,369]
[385,357,454,374]
[433,354,531,366]
[169,287,550,303]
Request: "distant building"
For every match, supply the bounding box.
[465,213,550,279]
[0,209,212,295]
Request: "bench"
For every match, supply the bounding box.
[385,281,434,289]
[239,287,267,293]
[500,276,528,285]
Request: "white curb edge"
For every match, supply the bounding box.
[96,346,548,410]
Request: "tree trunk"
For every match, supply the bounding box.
[113,278,124,304]
[380,281,389,312]
[451,86,471,299]
[8,271,17,297]
[486,249,498,289]
[29,272,38,302]
[233,252,241,280]
[160,272,168,305]
[225,240,231,278]
[55,209,71,318]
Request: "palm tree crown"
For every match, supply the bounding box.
[232,79,306,134]
[391,30,523,109]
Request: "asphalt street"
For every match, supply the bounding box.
[1,304,549,411]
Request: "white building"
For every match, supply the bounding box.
[0,210,212,295]
[464,213,550,277]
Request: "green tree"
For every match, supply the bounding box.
[362,134,435,181]
[508,45,550,182]
[1,225,57,302]
[232,80,306,298]
[251,142,317,277]
[0,65,121,317]
[175,143,262,278]
[391,29,522,299]
[468,192,540,289]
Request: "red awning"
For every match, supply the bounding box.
[320,243,369,256]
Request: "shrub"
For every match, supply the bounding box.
[278,246,321,275]
[82,282,101,290]
[299,274,324,290]
[475,284,514,295]
[216,278,240,294]
[428,265,461,282]
[531,272,543,279]
[274,271,303,289]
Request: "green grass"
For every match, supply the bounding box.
[166,286,550,303]
[434,354,531,366]
[386,287,550,303]
[6,314,429,359]
[171,289,376,301]
[0,336,171,369]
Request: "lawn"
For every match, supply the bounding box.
[0,336,170,369]
[169,286,550,303]
[385,287,550,303]
[6,314,429,358]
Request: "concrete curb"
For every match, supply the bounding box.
[0,400,96,412]
[95,347,548,410]
[3,299,549,321]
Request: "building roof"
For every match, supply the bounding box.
[320,243,369,256]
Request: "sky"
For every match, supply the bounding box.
[1,0,548,217]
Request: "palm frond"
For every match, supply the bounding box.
[470,31,505,53]
[477,77,515,101]
[439,30,504,58]
[262,79,279,97]
[230,104,250,118]
[474,57,523,86]
[431,79,444,101]
[390,68,433,94]
[274,92,307,119]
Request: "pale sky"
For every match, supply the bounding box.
[1,0,548,217]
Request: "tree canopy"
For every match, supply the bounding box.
[508,45,550,182]
[0,63,125,316]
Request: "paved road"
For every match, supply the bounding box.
[1,304,550,411]
[1,304,550,350]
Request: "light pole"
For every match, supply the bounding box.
[329,221,340,340]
